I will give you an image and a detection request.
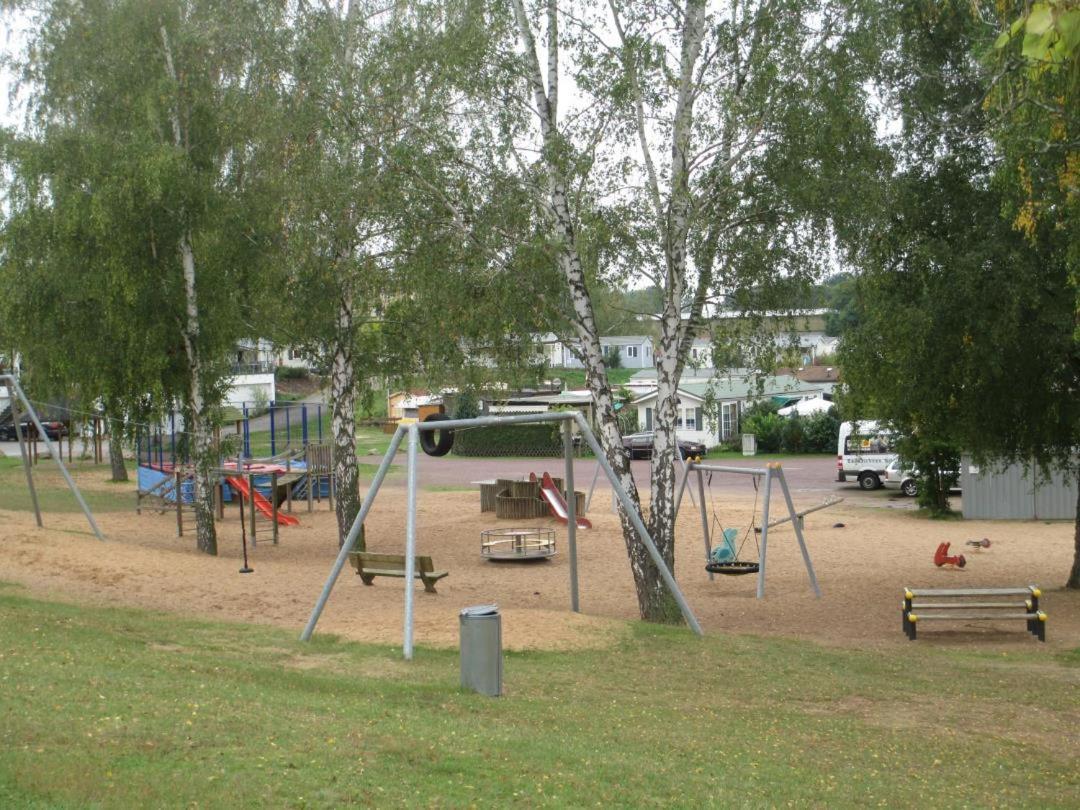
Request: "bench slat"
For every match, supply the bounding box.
[910,602,1029,610]
[912,612,1040,621]
[905,587,1034,597]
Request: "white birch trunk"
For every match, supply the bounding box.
[162,24,217,555]
[512,0,680,619]
[330,286,361,548]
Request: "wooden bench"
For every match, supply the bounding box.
[348,552,448,593]
[902,586,1046,641]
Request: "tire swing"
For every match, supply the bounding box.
[419,413,454,457]
[704,473,761,576]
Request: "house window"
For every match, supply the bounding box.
[626,345,639,359]
[289,348,303,360]
[681,406,697,431]
[720,403,739,439]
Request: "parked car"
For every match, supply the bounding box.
[883,459,960,497]
[883,459,918,497]
[0,419,67,442]
[622,431,707,460]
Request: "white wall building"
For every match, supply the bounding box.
[632,375,827,448]
[537,334,654,370]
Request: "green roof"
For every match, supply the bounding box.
[633,375,824,404]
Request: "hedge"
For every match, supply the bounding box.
[452,423,563,457]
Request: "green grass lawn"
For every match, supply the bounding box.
[0,460,133,514]
[245,424,394,460]
[549,368,638,390]
[1,586,1077,808]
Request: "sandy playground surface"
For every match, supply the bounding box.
[1,465,1077,653]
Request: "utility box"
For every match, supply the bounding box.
[460,604,502,697]
[742,434,757,456]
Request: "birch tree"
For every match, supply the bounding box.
[3,0,287,554]
[451,1,881,622]
[463,0,881,620]
[271,1,558,545]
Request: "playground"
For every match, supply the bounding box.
[0,457,1077,651]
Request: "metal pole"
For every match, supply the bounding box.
[243,403,251,459]
[689,463,772,476]
[571,413,703,636]
[762,497,843,530]
[302,404,308,446]
[249,473,257,547]
[3,375,104,541]
[285,407,291,450]
[271,471,279,545]
[300,426,405,641]
[9,393,42,527]
[695,468,713,581]
[403,425,419,659]
[678,453,697,509]
[175,471,183,536]
[674,461,691,515]
[756,467,774,599]
[269,405,276,457]
[317,404,322,443]
[563,420,579,612]
[583,462,601,514]
[775,467,822,597]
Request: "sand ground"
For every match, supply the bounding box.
[1,466,1076,652]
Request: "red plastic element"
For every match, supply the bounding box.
[933,542,966,568]
[530,472,592,529]
[226,476,300,526]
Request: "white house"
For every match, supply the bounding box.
[537,334,654,370]
[710,309,839,363]
[632,375,827,447]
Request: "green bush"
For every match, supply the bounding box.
[452,423,562,457]
[740,402,839,454]
[275,365,309,381]
[801,409,841,453]
[743,411,785,452]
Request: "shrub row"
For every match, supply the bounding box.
[452,423,562,457]
[740,406,840,454]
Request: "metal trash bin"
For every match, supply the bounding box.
[460,604,502,697]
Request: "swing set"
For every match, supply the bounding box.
[675,461,822,599]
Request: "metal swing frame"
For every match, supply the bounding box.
[301,410,704,659]
[1,374,105,541]
[674,461,821,599]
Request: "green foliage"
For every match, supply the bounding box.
[273,366,309,382]
[603,346,623,369]
[451,423,561,457]
[451,389,480,420]
[894,434,961,515]
[741,401,839,453]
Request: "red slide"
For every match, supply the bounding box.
[531,472,592,529]
[226,476,300,526]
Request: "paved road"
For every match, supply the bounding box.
[372,451,907,508]
[1,438,913,512]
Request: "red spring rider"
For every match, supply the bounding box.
[933,542,966,568]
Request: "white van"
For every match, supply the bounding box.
[836,420,898,490]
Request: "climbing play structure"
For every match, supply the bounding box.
[134,405,336,542]
[477,472,591,528]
